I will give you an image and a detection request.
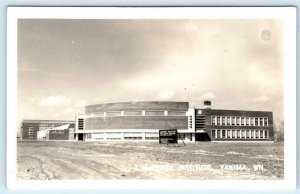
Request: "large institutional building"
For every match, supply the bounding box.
[20,101,274,142]
[74,101,274,142]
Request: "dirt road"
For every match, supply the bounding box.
[17,141,284,180]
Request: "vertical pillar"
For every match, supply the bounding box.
[192,133,195,142]
[164,111,168,116]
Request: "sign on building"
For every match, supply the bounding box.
[159,129,178,144]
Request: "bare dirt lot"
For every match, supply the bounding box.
[17,141,283,180]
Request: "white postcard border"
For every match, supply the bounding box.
[6,7,297,190]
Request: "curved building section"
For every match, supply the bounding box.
[85,116,188,130]
[85,101,189,114]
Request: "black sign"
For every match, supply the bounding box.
[159,129,178,144]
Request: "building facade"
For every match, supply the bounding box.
[21,120,75,140]
[75,101,274,142]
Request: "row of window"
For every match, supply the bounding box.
[211,116,268,127]
[86,132,159,140]
[211,129,269,139]
[88,111,186,117]
[178,134,186,140]
[50,130,64,134]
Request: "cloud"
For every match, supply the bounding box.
[39,95,71,107]
[75,100,86,107]
[252,95,269,103]
[156,90,174,100]
[200,92,216,101]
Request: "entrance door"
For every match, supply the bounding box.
[195,133,211,141]
[78,133,84,141]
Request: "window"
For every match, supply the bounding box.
[255,118,259,126]
[107,132,122,140]
[124,111,142,116]
[264,118,268,126]
[246,130,250,138]
[251,118,255,126]
[86,133,92,139]
[189,116,193,129]
[216,130,221,138]
[94,112,104,116]
[212,116,216,125]
[259,118,263,126]
[237,130,240,138]
[222,117,225,125]
[251,130,255,138]
[226,130,231,138]
[241,117,245,126]
[264,130,268,139]
[231,117,236,125]
[255,130,259,138]
[124,137,142,140]
[222,130,226,138]
[217,117,220,125]
[168,111,186,116]
[92,133,105,139]
[241,130,246,138]
[246,117,250,126]
[226,117,231,125]
[260,131,264,139]
[236,117,240,126]
[232,130,236,138]
[145,132,159,140]
[106,111,122,116]
[145,111,165,116]
[178,134,186,140]
[212,130,216,138]
[78,118,84,130]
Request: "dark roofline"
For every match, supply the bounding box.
[85,101,189,107]
[197,108,273,113]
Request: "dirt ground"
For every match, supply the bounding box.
[17,141,284,180]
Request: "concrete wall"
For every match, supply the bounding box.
[85,116,188,130]
[85,101,189,114]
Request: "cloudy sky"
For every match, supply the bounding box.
[17,19,284,127]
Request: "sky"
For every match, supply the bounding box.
[17,19,284,129]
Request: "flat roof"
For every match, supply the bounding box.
[22,119,75,123]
